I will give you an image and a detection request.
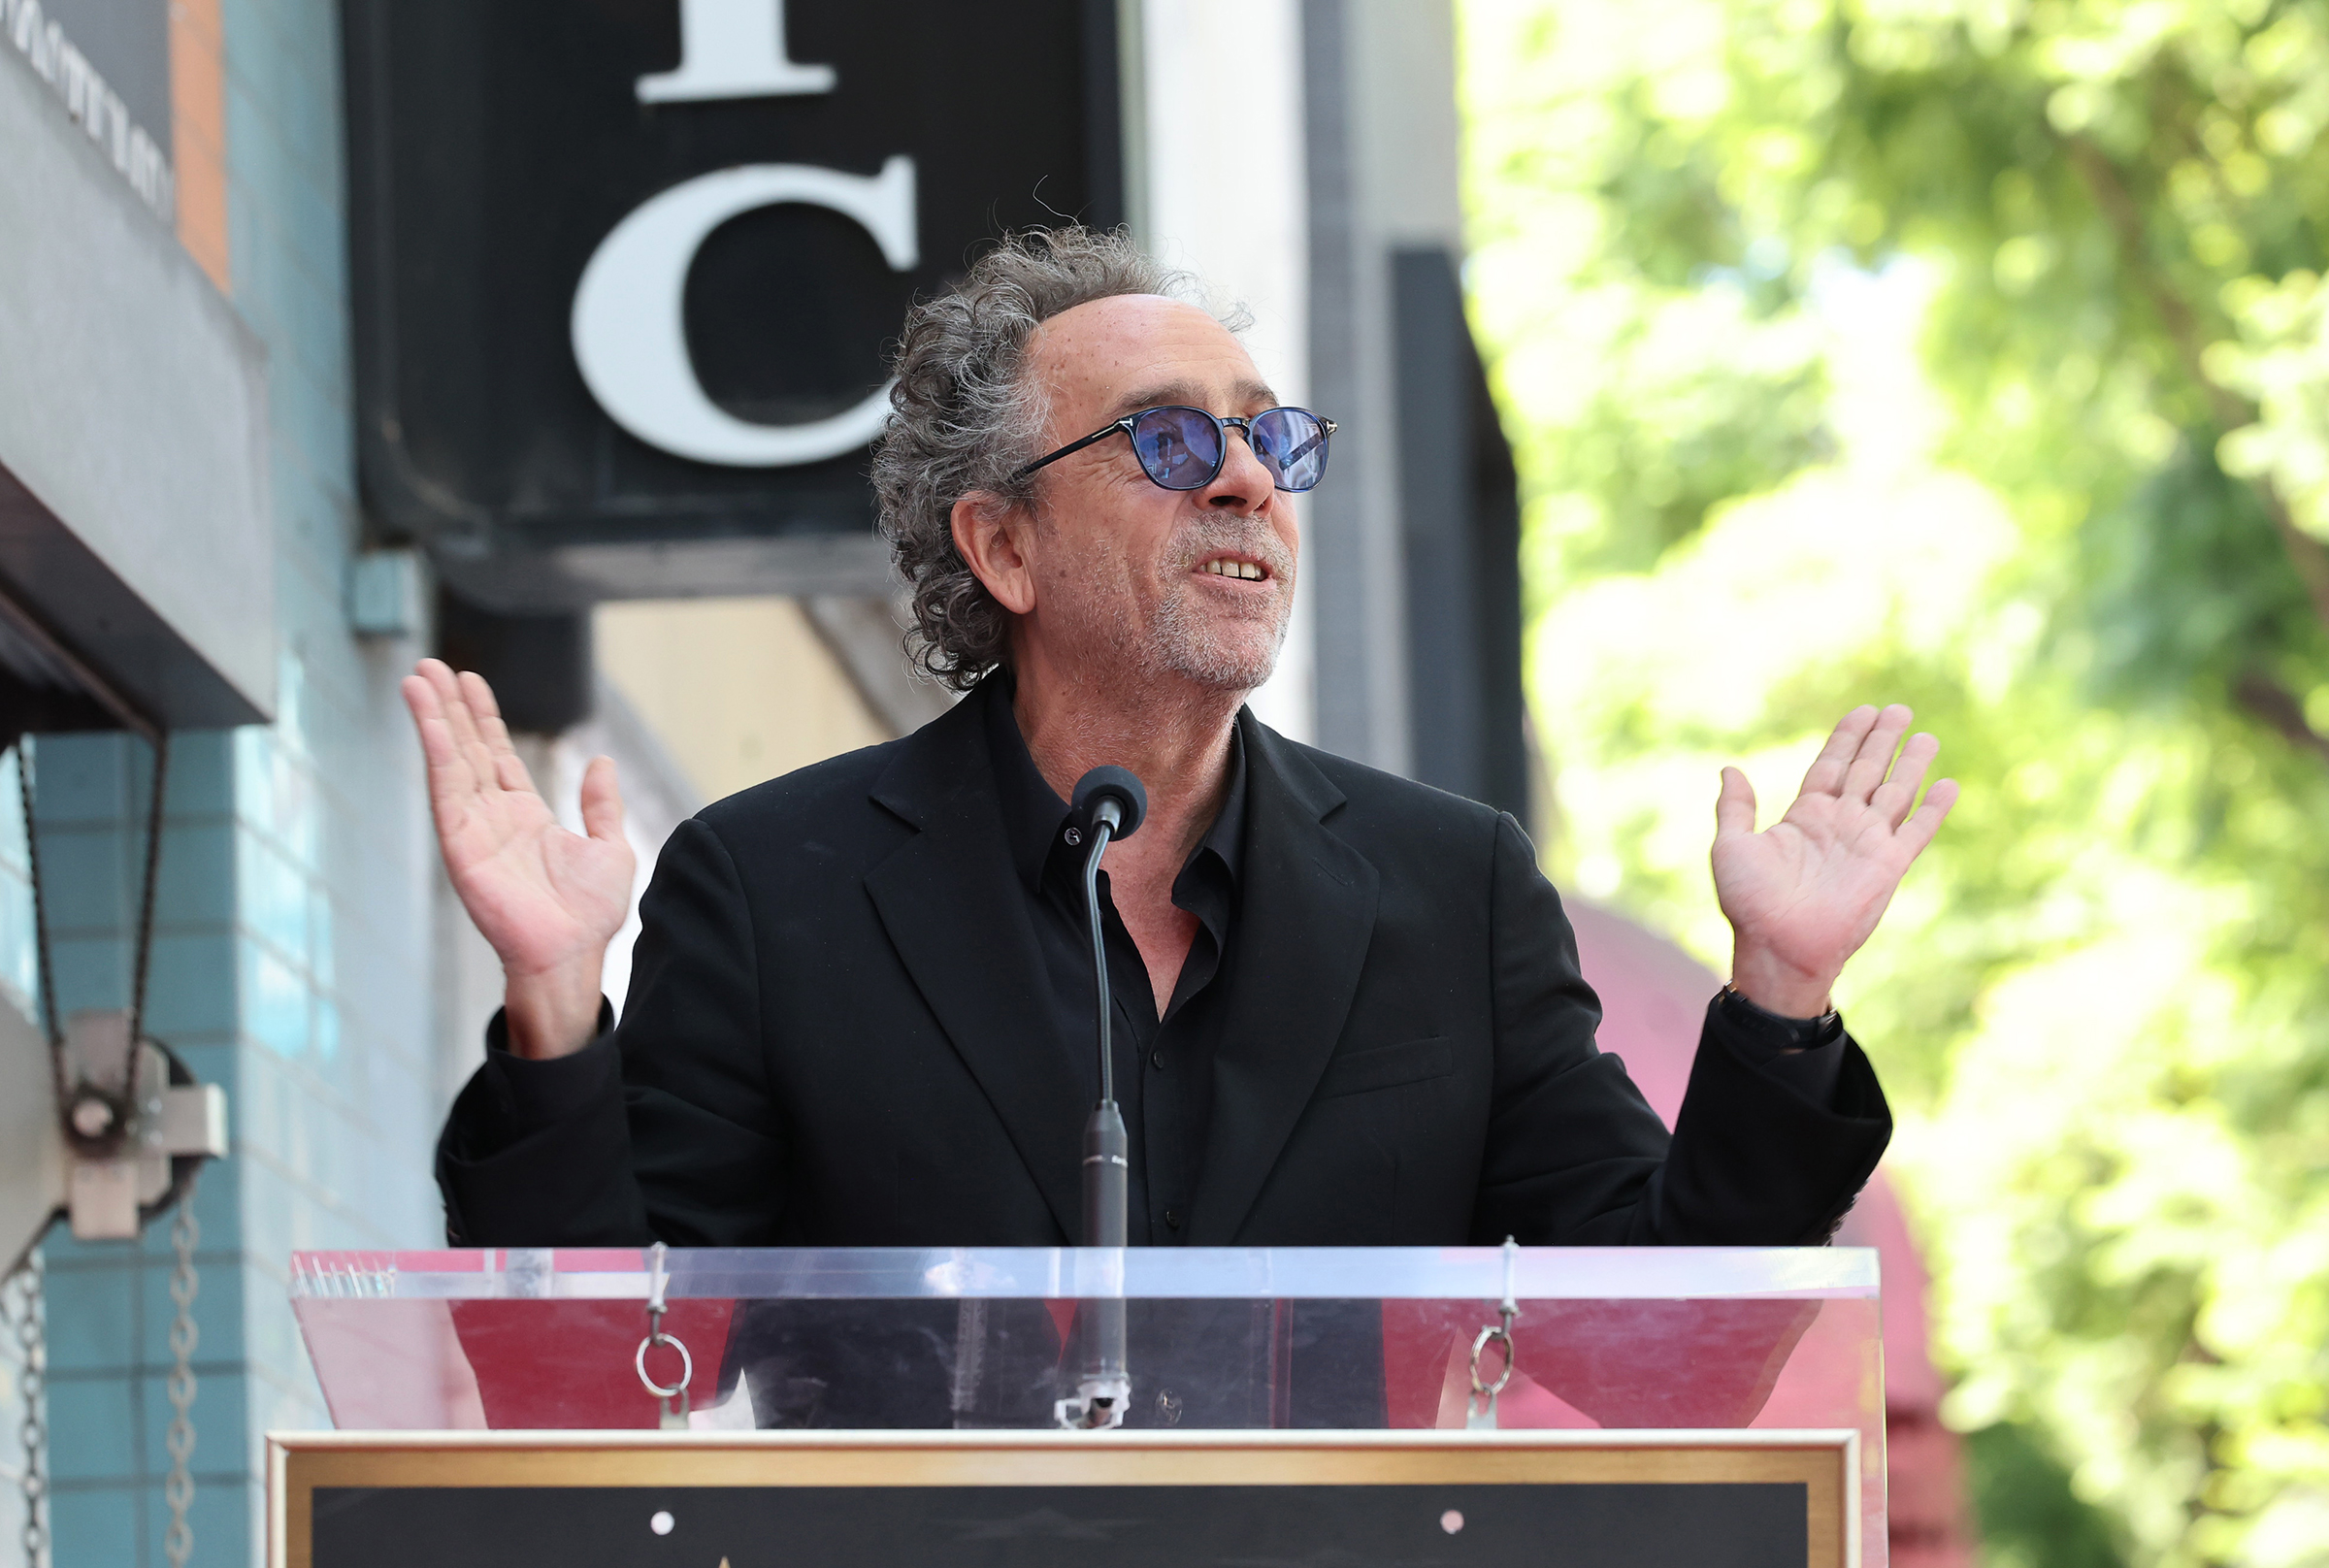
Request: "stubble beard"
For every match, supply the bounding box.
[1133,515,1296,693]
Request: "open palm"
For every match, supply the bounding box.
[1712,704,1957,1014]
[402,660,635,985]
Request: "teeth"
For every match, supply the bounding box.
[1201,559,1264,579]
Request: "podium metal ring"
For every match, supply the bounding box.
[1468,1323,1514,1397]
[635,1331,693,1400]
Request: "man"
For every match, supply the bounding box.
[411,227,1954,1258]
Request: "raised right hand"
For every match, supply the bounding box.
[402,658,636,1059]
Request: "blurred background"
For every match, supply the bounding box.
[0,0,2323,1564]
[1466,3,2329,1564]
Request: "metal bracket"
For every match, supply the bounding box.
[1466,1236,1522,1430]
[59,1012,227,1241]
[636,1241,695,1429]
[1055,1372,1132,1431]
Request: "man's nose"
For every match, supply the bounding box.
[1201,424,1275,508]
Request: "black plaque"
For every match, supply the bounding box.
[312,1482,1807,1567]
[273,1434,1853,1568]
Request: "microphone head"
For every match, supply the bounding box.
[1071,766,1148,841]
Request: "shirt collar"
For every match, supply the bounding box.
[980,671,1247,897]
[1197,724,1247,881]
[983,674,1069,896]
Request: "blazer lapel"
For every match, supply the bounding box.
[1188,712,1381,1244]
[862,688,1087,1242]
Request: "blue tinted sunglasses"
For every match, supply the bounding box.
[1011,405,1337,493]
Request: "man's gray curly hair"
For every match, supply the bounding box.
[872,226,1244,690]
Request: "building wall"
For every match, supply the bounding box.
[1302,0,1465,775]
[596,599,891,805]
[34,733,247,1567]
[23,0,440,1563]
[1138,0,1317,744]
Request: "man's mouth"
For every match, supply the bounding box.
[1197,555,1269,581]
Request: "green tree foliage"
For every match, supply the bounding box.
[1460,2,2329,1563]
[1969,1421,2133,1568]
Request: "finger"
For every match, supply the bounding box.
[579,755,627,844]
[1714,766,1757,841]
[456,670,541,796]
[416,657,470,727]
[1869,733,1939,829]
[401,670,446,752]
[424,660,500,796]
[456,670,533,794]
[402,674,477,802]
[1798,706,1879,797]
[1842,703,1915,804]
[459,670,519,760]
[1896,776,1959,857]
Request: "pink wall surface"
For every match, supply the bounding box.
[1566,900,1976,1568]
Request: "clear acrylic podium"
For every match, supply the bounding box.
[287,1246,1884,1558]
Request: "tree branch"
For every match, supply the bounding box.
[2062,135,2329,634]
[2233,672,2329,764]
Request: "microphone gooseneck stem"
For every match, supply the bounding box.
[1059,773,1141,1429]
[1083,819,1116,1108]
[1080,817,1129,1249]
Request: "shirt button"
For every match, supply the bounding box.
[1164,1209,1183,1231]
[1150,1049,1165,1071]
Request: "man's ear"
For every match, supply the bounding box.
[950,491,1038,616]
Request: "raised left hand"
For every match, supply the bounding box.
[1711,703,1957,1018]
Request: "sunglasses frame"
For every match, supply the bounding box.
[1009,405,1338,494]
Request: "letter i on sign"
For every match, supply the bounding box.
[576,0,922,470]
[639,0,836,102]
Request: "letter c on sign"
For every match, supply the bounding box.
[571,156,918,468]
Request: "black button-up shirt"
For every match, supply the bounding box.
[986,685,1247,1246]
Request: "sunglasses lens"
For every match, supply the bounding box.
[1132,408,1225,490]
[1251,408,1330,492]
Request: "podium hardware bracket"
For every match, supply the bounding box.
[636,1242,694,1430]
[1466,1236,1521,1430]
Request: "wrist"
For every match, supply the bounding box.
[503,958,607,1060]
[1727,942,1834,1021]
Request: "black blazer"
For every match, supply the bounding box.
[437,685,1889,1249]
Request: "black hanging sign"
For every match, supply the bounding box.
[342,0,1125,609]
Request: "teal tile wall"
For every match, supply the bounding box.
[33,735,248,1568]
[28,0,441,1562]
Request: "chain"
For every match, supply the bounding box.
[163,1202,198,1568]
[7,1253,48,1568]
[125,733,168,1089]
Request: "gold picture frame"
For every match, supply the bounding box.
[271,1427,1860,1568]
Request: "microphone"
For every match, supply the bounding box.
[1069,765,1146,845]
[1067,766,1144,1247]
[1057,765,1146,1430]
